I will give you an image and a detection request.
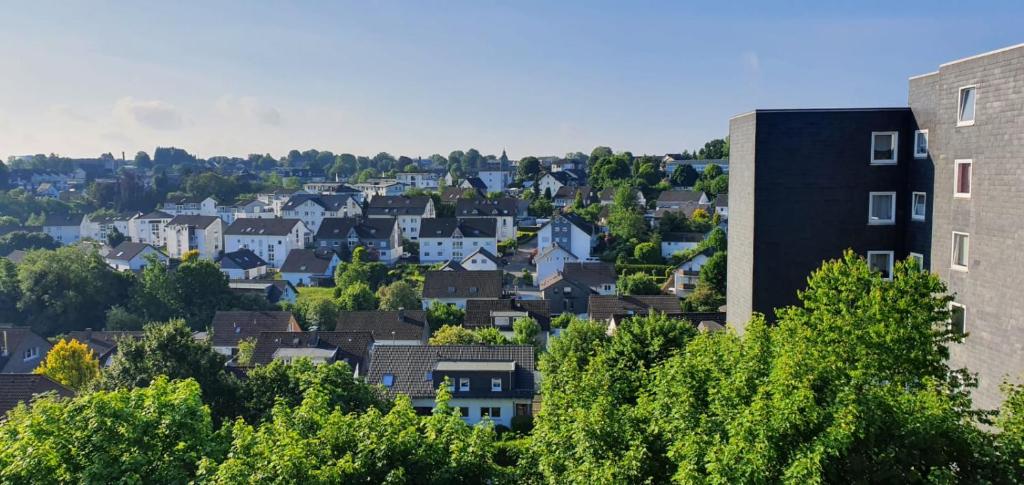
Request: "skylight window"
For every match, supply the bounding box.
[382,374,395,387]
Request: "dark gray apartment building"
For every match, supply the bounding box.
[727,43,1024,409]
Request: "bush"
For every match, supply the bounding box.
[511,415,534,435]
[633,242,662,264]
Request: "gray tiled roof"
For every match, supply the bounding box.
[334,310,429,342]
[542,262,615,290]
[219,249,267,270]
[455,198,517,217]
[279,248,336,274]
[0,374,73,416]
[42,213,84,227]
[210,311,299,348]
[65,330,144,363]
[367,345,536,399]
[460,247,500,266]
[106,241,159,262]
[225,218,303,236]
[282,193,358,212]
[366,196,431,216]
[464,299,551,331]
[315,217,395,241]
[419,218,496,239]
[137,210,173,220]
[251,331,374,375]
[166,215,220,228]
[422,270,503,299]
[657,190,706,203]
[587,295,685,322]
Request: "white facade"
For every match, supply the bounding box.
[396,172,440,190]
[224,222,311,269]
[477,170,511,193]
[534,245,578,284]
[280,253,340,287]
[461,251,499,271]
[164,219,224,260]
[43,223,81,245]
[661,240,700,259]
[107,246,167,272]
[162,197,218,217]
[537,174,565,198]
[410,397,531,428]
[129,215,171,247]
[419,234,498,264]
[537,217,593,261]
[80,216,131,242]
[282,198,361,233]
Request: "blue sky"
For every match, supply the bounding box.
[1,1,1021,160]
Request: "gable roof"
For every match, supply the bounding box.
[715,193,728,208]
[282,193,358,212]
[137,210,173,220]
[366,196,431,216]
[64,330,144,363]
[464,299,551,331]
[106,241,160,262]
[210,311,299,348]
[219,249,267,270]
[662,232,705,243]
[422,270,503,299]
[535,241,578,261]
[0,374,73,416]
[541,213,596,235]
[420,218,497,239]
[334,310,429,342]
[460,177,488,191]
[251,331,374,375]
[460,247,500,266]
[279,248,337,274]
[438,260,466,271]
[166,215,220,228]
[441,186,482,202]
[0,327,49,371]
[588,295,685,322]
[366,345,536,399]
[455,198,517,217]
[42,213,84,227]
[657,190,706,204]
[315,217,396,241]
[225,218,303,236]
[542,262,616,290]
[165,195,216,205]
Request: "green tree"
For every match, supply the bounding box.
[608,186,646,241]
[236,338,256,366]
[512,317,540,347]
[517,156,541,181]
[474,327,511,345]
[337,282,377,311]
[670,164,699,187]
[428,324,478,345]
[105,305,145,330]
[0,257,21,322]
[129,254,182,323]
[528,196,553,217]
[0,377,220,483]
[376,280,420,310]
[241,358,385,424]
[295,296,339,329]
[0,231,59,255]
[174,257,231,329]
[426,300,464,328]
[698,250,727,295]
[105,226,127,247]
[33,338,100,391]
[696,138,729,160]
[95,319,241,421]
[617,272,661,295]
[633,242,661,264]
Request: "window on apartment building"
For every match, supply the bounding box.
[480,407,502,418]
[459,377,471,392]
[954,160,972,198]
[952,232,969,271]
[958,86,976,126]
[914,130,929,158]
[911,192,927,221]
[870,132,898,164]
[867,251,894,280]
[909,252,925,270]
[459,407,469,418]
[949,303,966,336]
[491,378,502,392]
[868,192,896,225]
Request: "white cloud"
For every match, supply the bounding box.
[742,51,761,74]
[49,104,91,122]
[215,95,283,126]
[113,96,183,130]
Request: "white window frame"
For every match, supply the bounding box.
[957,85,977,127]
[491,377,502,392]
[911,192,927,221]
[909,252,925,270]
[954,160,972,198]
[867,250,895,280]
[949,302,967,335]
[868,191,897,225]
[913,129,929,158]
[459,377,471,392]
[870,131,899,165]
[951,231,970,272]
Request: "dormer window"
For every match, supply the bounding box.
[491,378,502,392]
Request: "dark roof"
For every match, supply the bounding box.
[455,198,517,217]
[657,190,706,204]
[653,205,704,219]
[422,270,503,299]
[420,218,496,239]
[366,196,431,216]
[715,193,728,208]
[166,215,220,228]
[464,299,551,331]
[441,186,482,202]
[279,248,337,274]
[438,260,466,271]
[165,195,215,204]
[461,177,488,191]
[106,241,159,262]
[225,218,303,236]
[42,213,84,227]
[461,247,500,266]
[542,262,616,290]
[367,345,537,399]
[210,311,299,348]
[0,374,73,416]
[662,232,705,243]
[137,210,173,220]
[598,187,639,201]
[282,193,357,212]
[0,327,46,371]
[588,295,685,322]
[251,331,375,375]
[64,330,144,363]
[315,217,396,241]
[4,250,27,264]
[334,310,429,342]
[228,279,297,304]
[219,249,267,270]
[543,213,596,235]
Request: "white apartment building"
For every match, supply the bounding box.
[224,218,311,269]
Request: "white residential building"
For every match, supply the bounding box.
[80,213,132,242]
[366,196,435,241]
[418,218,498,264]
[105,242,168,272]
[224,218,311,269]
[455,198,517,242]
[161,196,218,217]
[42,214,84,245]
[129,211,173,247]
[534,243,578,284]
[281,193,363,233]
[537,213,597,261]
[163,215,224,260]
[396,172,440,190]
[460,247,501,271]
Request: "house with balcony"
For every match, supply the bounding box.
[418,218,498,264]
[129,211,173,247]
[163,215,223,260]
[366,195,435,240]
[314,217,401,264]
[281,193,363,233]
[161,195,218,217]
[224,218,311,269]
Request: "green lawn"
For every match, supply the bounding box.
[296,286,335,304]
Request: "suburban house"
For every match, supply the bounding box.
[661,232,705,258]
[460,247,500,271]
[334,310,429,346]
[396,172,440,190]
[455,198,518,241]
[552,185,592,208]
[65,330,144,367]
[228,279,298,305]
[210,311,301,356]
[669,250,714,297]
[251,331,375,375]
[0,327,52,374]
[218,249,269,280]
[42,213,84,244]
[536,213,597,261]
[129,211,173,247]
[459,177,488,193]
[163,215,224,260]
[539,262,617,316]
[279,248,340,287]
[464,299,551,347]
[161,195,218,217]
[598,187,647,207]
[422,270,505,309]
[314,217,402,264]
[656,190,711,210]
[224,218,311,269]
[80,213,132,242]
[366,195,435,240]
[588,295,687,331]
[476,168,512,193]
[418,218,498,264]
[0,374,73,416]
[537,170,586,198]
[354,179,405,200]
[105,241,168,271]
[232,199,276,220]
[714,193,728,219]
[534,243,578,284]
[367,345,537,427]
[281,193,363,233]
